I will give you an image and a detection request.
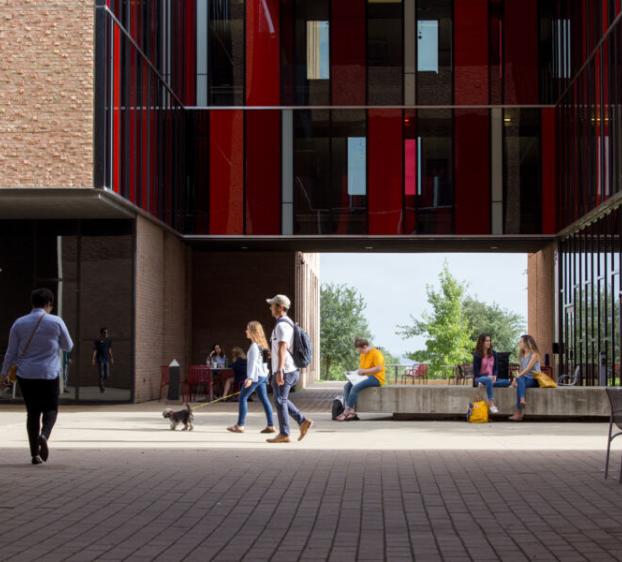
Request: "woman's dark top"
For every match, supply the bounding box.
[231,357,248,385]
[473,350,499,378]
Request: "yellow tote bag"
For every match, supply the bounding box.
[534,371,557,388]
[467,400,489,423]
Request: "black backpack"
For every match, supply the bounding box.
[277,317,313,369]
[331,397,345,420]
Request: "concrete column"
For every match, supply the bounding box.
[295,252,321,387]
[528,242,556,365]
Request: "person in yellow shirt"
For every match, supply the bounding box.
[336,337,385,422]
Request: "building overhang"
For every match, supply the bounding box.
[0,189,556,252]
[0,188,134,220]
[186,235,556,253]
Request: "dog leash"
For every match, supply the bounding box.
[189,391,242,411]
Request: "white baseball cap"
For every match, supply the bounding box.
[266,294,291,309]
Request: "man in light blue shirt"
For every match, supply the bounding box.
[1,288,73,464]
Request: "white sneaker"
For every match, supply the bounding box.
[489,405,499,414]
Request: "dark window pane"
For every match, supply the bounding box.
[503,109,541,234]
[367,1,403,105]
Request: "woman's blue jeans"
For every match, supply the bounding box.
[237,377,274,427]
[344,376,380,409]
[515,375,538,409]
[475,376,510,401]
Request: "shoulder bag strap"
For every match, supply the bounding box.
[18,312,47,358]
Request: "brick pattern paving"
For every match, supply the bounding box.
[1,448,622,561]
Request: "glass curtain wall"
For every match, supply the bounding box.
[559,207,622,386]
[557,15,622,230]
[0,221,134,403]
[98,7,189,231]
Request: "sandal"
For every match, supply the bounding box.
[335,412,348,422]
[227,425,245,433]
[344,412,358,421]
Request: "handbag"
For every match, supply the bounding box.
[467,400,489,423]
[534,371,557,388]
[6,312,47,383]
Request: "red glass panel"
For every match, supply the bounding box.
[368,110,403,235]
[141,61,149,210]
[454,0,489,105]
[331,0,365,106]
[246,0,280,105]
[454,110,490,234]
[194,112,210,234]
[209,110,244,234]
[541,108,556,235]
[113,25,121,193]
[504,0,538,104]
[403,111,416,233]
[246,111,281,234]
[128,49,137,203]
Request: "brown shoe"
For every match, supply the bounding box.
[227,425,244,433]
[260,426,276,434]
[266,434,290,444]
[298,419,313,441]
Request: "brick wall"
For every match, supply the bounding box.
[0,0,94,187]
[135,217,189,402]
[528,243,556,363]
[191,252,297,366]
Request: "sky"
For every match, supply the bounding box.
[320,253,528,363]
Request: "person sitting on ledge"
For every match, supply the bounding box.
[473,334,510,414]
[336,337,385,422]
[509,334,542,422]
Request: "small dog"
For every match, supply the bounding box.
[162,404,194,431]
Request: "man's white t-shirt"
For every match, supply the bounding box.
[271,316,296,373]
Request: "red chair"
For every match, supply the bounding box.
[401,367,417,384]
[185,365,213,402]
[401,364,428,384]
[416,364,429,384]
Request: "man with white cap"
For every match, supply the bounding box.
[265,294,313,443]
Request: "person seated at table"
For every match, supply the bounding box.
[226,347,247,401]
[207,343,227,368]
[227,321,275,434]
[473,334,509,414]
[509,334,542,422]
[336,337,385,422]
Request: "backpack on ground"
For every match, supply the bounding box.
[331,396,345,420]
[277,317,313,369]
[467,400,489,423]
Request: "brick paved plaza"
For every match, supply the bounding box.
[1,387,621,562]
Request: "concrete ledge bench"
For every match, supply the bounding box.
[356,385,610,419]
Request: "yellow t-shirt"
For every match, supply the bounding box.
[359,348,385,385]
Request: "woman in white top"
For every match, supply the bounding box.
[227,321,275,434]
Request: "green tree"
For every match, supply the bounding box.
[463,297,525,358]
[397,264,472,377]
[320,283,372,380]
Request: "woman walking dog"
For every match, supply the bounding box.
[227,321,275,434]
